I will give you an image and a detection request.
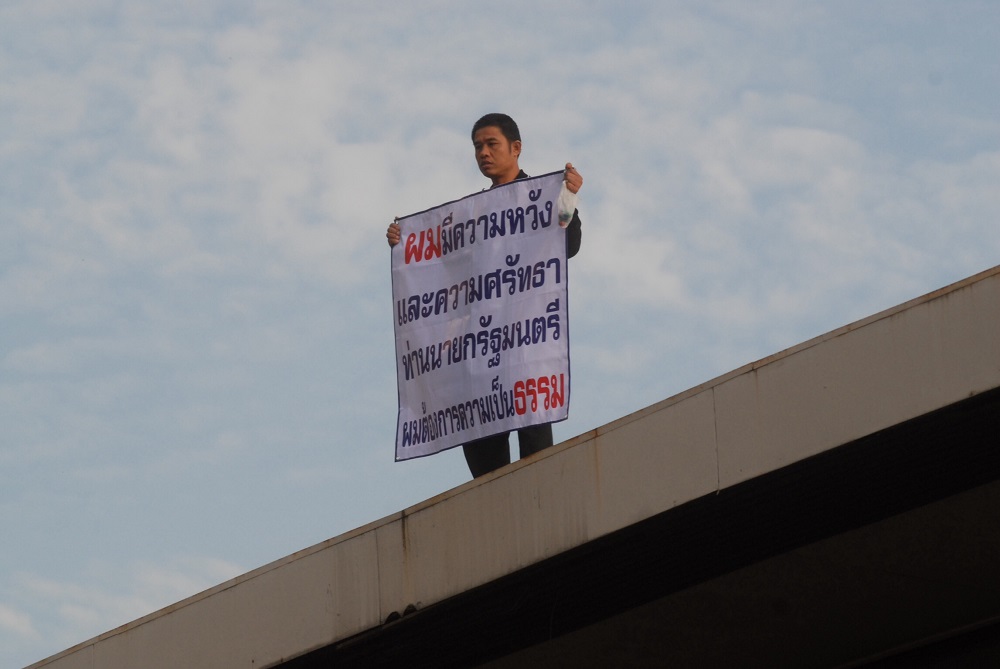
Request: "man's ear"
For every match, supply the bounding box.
[512,140,521,158]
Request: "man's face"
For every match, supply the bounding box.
[473,126,521,185]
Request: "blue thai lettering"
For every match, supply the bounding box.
[538,200,553,228]
[468,275,483,302]
[546,257,561,284]
[490,211,504,238]
[484,269,502,299]
[434,288,449,315]
[532,316,547,343]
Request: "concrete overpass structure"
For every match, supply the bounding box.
[30,265,1000,668]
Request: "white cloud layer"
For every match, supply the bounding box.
[2,557,243,660]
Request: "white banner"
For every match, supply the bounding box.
[392,171,571,461]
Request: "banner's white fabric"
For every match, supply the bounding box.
[392,172,570,461]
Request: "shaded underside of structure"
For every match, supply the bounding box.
[286,387,1000,668]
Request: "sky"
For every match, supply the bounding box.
[2,1,999,665]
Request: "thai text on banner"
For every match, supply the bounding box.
[391,171,571,460]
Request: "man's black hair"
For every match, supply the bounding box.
[471,113,521,144]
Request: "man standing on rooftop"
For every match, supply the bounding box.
[387,113,583,477]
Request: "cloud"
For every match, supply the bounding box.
[0,603,40,641]
[13,555,245,657]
